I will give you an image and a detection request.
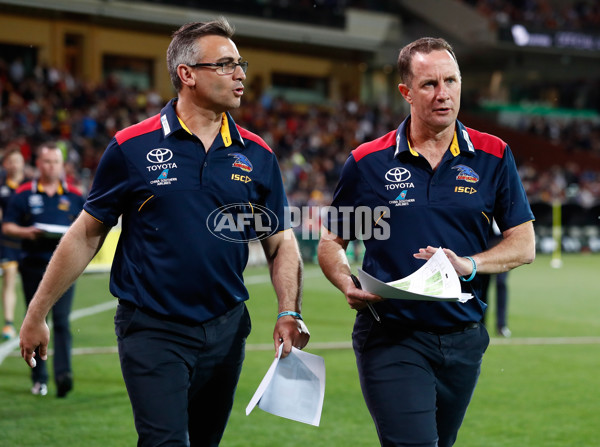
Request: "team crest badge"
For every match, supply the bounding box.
[229,153,253,172]
[452,164,479,183]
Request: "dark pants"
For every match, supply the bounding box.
[353,311,489,447]
[480,271,509,328]
[115,301,251,447]
[20,257,75,385]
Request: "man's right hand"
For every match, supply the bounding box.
[19,314,50,368]
[345,275,382,311]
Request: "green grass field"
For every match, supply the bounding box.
[1,253,599,446]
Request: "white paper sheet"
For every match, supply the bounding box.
[358,248,473,303]
[246,346,325,426]
[34,222,70,238]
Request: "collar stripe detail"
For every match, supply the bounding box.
[406,133,419,157]
[177,116,193,135]
[461,129,475,153]
[6,179,19,189]
[449,132,460,156]
[161,114,171,136]
[32,180,65,195]
[221,113,232,147]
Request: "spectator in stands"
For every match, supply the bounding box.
[2,49,600,251]
[469,0,600,32]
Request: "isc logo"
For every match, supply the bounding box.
[231,173,252,183]
[455,186,477,194]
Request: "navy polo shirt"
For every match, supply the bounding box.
[84,99,289,324]
[0,177,24,259]
[4,180,84,262]
[324,116,534,328]
[0,177,20,214]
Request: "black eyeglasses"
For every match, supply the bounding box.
[187,61,248,75]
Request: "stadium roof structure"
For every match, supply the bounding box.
[3,0,599,63]
[0,0,403,60]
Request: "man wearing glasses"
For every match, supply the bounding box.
[19,17,309,446]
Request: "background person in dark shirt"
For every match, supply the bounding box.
[3,142,84,397]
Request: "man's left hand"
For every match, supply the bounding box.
[273,316,310,358]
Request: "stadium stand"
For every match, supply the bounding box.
[1,0,599,257]
[464,0,600,32]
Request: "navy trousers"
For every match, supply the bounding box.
[353,311,489,447]
[115,301,251,447]
[480,271,509,328]
[20,257,75,385]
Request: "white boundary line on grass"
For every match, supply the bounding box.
[0,300,119,365]
[5,337,600,360]
[0,271,318,365]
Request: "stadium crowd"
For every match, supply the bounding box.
[517,114,600,157]
[1,57,600,215]
[464,0,600,32]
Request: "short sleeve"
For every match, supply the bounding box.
[259,153,289,236]
[493,145,534,231]
[83,138,130,228]
[322,154,360,240]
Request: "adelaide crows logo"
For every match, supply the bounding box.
[452,164,479,183]
[229,153,253,172]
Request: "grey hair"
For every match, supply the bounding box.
[167,16,235,92]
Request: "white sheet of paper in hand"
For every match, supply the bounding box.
[34,222,70,238]
[358,248,473,303]
[246,345,326,426]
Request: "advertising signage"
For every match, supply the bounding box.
[506,24,600,51]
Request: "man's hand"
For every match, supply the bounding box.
[345,275,382,311]
[273,316,310,358]
[21,226,44,240]
[19,313,50,368]
[2,222,43,241]
[414,245,474,277]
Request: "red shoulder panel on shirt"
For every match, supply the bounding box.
[237,125,273,153]
[465,127,506,158]
[66,184,83,196]
[15,181,33,194]
[115,113,162,145]
[352,130,396,162]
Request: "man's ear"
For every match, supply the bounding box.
[178,64,196,88]
[398,83,411,103]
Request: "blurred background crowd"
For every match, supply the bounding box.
[1,0,600,256]
[465,0,600,32]
[2,55,600,211]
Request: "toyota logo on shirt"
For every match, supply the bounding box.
[147,148,173,163]
[384,167,411,182]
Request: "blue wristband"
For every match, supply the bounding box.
[460,256,477,282]
[277,311,303,320]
